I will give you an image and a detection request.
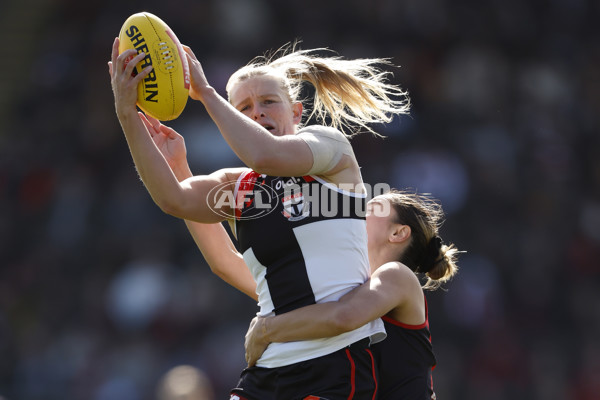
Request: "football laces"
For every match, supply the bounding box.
[158,42,175,71]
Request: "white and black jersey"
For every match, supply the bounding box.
[234,170,386,368]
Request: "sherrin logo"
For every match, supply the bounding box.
[124,25,159,103]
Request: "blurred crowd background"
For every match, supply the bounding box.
[1,0,599,399]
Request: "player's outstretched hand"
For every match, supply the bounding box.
[108,37,153,118]
[182,45,212,102]
[140,113,190,178]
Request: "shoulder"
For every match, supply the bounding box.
[295,125,357,178]
[376,262,427,325]
[296,125,350,143]
[373,262,421,291]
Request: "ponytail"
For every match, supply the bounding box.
[383,190,461,290]
[226,42,410,137]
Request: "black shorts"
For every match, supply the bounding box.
[230,338,378,400]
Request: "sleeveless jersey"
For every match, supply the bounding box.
[372,298,437,399]
[234,169,386,368]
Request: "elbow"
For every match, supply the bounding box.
[157,202,178,218]
[153,187,193,219]
[208,264,227,280]
[244,144,284,175]
[155,196,184,218]
[246,153,275,175]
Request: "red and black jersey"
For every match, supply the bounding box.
[372,298,437,400]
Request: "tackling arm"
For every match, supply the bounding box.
[245,262,416,366]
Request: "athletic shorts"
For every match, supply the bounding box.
[229,338,378,400]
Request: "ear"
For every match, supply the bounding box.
[292,102,303,125]
[390,224,411,244]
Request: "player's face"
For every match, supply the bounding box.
[230,75,302,137]
[366,197,395,250]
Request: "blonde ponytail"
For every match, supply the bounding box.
[226,42,410,137]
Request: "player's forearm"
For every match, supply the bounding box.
[198,88,279,170]
[184,220,257,300]
[118,110,186,212]
[170,159,193,182]
[263,302,358,343]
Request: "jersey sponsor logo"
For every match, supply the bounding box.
[274,176,301,191]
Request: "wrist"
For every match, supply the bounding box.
[116,105,139,122]
[260,317,270,343]
[194,85,218,104]
[172,163,193,181]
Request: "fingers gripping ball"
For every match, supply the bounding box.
[118,12,190,121]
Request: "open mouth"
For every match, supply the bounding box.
[262,124,275,131]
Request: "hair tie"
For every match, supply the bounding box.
[419,236,443,273]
